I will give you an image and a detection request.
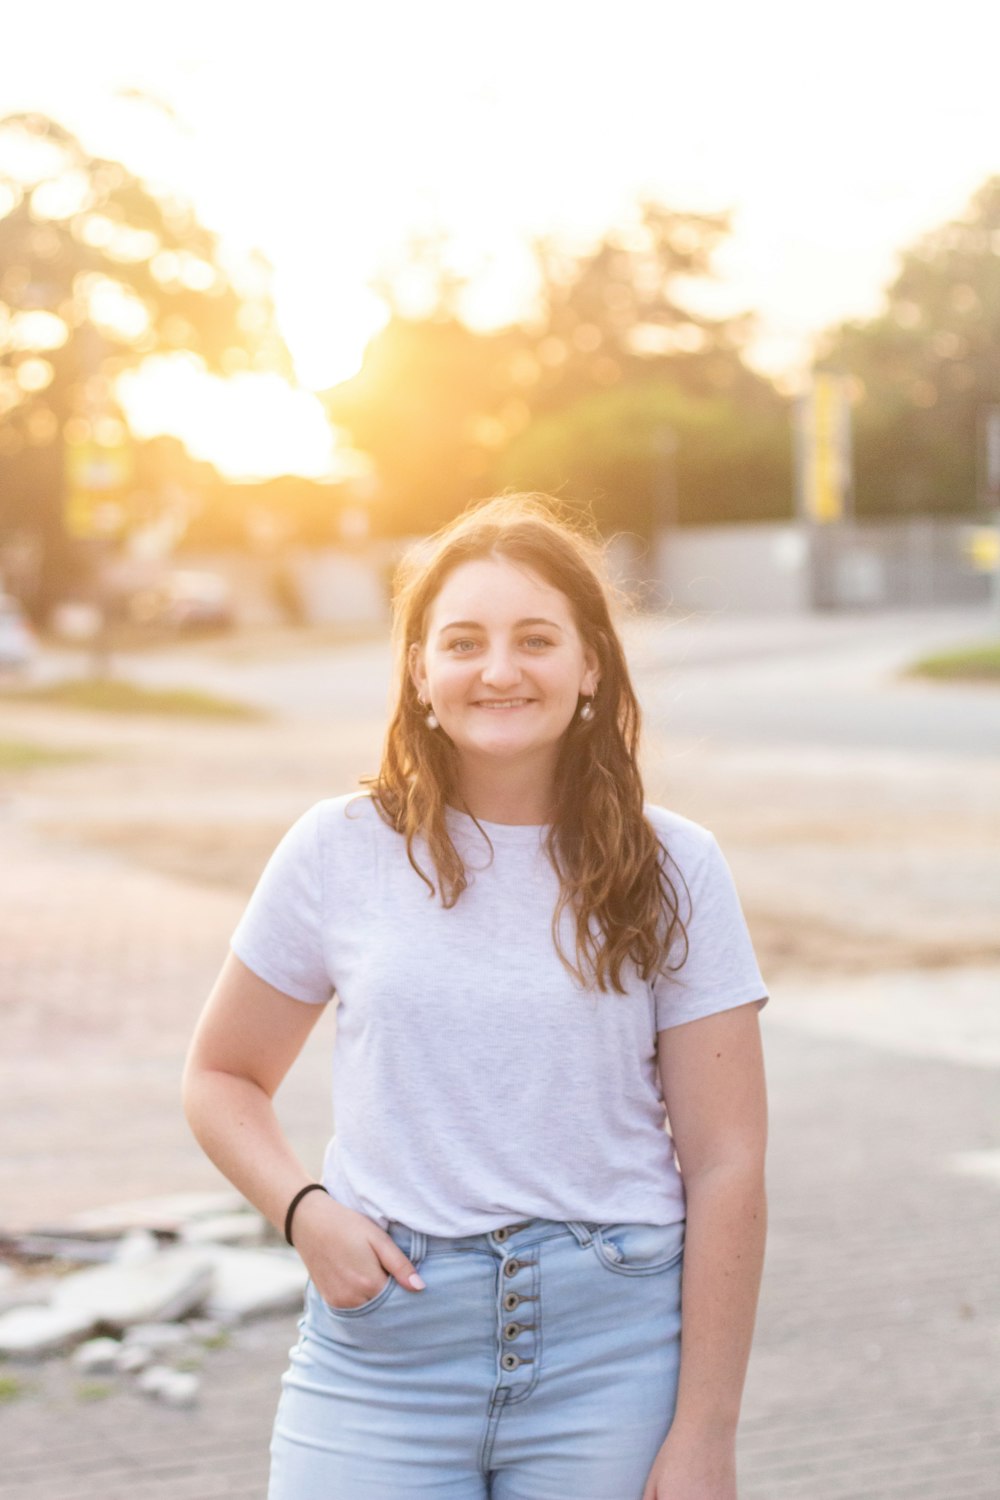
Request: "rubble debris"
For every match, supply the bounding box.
[0,1303,98,1359]
[72,1337,122,1374]
[51,1246,215,1330]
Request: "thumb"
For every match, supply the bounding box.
[380,1236,426,1292]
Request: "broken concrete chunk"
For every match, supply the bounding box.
[198,1245,308,1321]
[179,1212,268,1246]
[0,1272,59,1313]
[49,1190,247,1238]
[137,1365,200,1407]
[72,1336,122,1374]
[136,1363,172,1395]
[51,1247,214,1330]
[113,1229,161,1265]
[122,1322,192,1353]
[0,1303,97,1358]
[158,1369,200,1407]
[115,1342,153,1374]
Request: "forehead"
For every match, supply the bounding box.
[426,556,575,629]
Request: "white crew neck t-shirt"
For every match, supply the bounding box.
[229,792,768,1238]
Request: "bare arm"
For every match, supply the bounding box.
[181,950,424,1304]
[642,998,768,1500]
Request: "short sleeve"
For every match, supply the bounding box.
[229,802,333,1004]
[654,831,769,1031]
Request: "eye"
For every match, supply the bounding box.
[447,638,478,654]
[523,636,553,650]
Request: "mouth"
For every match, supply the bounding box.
[473,698,535,710]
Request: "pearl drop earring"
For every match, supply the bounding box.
[579,696,595,722]
[418,695,439,730]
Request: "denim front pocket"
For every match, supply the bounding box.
[592,1219,685,1277]
[313,1221,422,1318]
[318,1271,397,1317]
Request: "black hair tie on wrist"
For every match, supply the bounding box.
[284,1182,329,1246]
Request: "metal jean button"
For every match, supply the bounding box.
[503,1260,521,1277]
[503,1322,522,1340]
[503,1291,520,1311]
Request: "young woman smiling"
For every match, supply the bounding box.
[182,492,769,1500]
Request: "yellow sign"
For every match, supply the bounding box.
[64,434,133,539]
[795,373,853,524]
[961,526,1000,572]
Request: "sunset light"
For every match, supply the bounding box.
[3,0,1000,487]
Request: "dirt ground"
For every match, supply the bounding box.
[4,679,999,988]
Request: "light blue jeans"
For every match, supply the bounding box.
[268,1215,685,1500]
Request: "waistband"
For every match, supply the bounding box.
[384,1217,605,1263]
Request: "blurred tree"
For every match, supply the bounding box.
[816,176,1000,517]
[324,201,786,538]
[178,474,355,551]
[493,379,792,541]
[324,311,526,536]
[521,200,772,413]
[0,110,292,620]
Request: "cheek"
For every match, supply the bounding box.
[430,657,475,696]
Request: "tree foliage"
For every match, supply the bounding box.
[816,176,1000,516]
[0,111,290,614]
[323,201,788,538]
[494,379,791,540]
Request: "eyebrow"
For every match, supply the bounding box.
[436,617,565,637]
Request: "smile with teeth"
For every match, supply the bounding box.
[474,698,534,708]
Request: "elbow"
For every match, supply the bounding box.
[180,1055,226,1131]
[682,1151,767,1198]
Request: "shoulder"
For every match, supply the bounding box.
[307,790,403,863]
[643,802,718,864]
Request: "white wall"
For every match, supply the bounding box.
[654,524,811,613]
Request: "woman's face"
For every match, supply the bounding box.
[410,555,599,773]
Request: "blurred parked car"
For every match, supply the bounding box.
[0,592,38,670]
[127,570,234,632]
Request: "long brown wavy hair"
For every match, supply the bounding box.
[360,491,690,994]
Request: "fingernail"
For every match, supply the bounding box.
[409,1273,426,1290]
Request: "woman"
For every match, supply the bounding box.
[182,492,769,1500]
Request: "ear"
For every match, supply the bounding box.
[581,645,600,698]
[408,641,427,701]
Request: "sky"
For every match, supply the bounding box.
[4,0,1000,479]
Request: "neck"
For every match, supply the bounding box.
[454,751,557,826]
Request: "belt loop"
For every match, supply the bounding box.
[565,1219,597,1247]
[408,1226,426,1263]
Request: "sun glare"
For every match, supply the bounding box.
[117,355,348,481]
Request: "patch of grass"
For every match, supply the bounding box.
[909,642,1000,681]
[200,1330,230,1350]
[0,739,99,770]
[74,1380,115,1401]
[0,677,267,719]
[0,1374,27,1402]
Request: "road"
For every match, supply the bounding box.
[23,604,1000,756]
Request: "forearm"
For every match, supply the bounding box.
[670,1163,767,1441]
[182,1068,317,1236]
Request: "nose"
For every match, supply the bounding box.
[480,645,521,690]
